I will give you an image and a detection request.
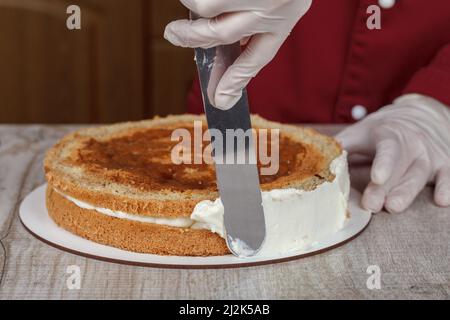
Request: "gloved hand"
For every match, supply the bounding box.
[336,94,450,213]
[164,0,313,110]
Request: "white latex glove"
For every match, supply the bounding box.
[336,94,450,213]
[164,0,312,110]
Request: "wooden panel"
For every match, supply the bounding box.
[91,0,144,123]
[150,40,195,116]
[0,1,93,123]
[150,0,188,37]
[148,1,195,116]
[0,0,144,124]
[0,0,196,123]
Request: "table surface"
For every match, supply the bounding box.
[0,124,448,300]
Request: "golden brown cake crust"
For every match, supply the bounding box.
[46,187,229,256]
[44,114,342,218]
[44,114,343,256]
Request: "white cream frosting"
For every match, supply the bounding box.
[190,152,349,256]
[57,191,194,228]
[57,152,349,257]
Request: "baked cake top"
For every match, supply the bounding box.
[44,114,342,218]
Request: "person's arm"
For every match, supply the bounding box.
[336,94,450,213]
[186,77,203,114]
[403,43,450,107]
[336,43,450,213]
[165,0,312,110]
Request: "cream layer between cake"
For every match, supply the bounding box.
[56,152,350,257]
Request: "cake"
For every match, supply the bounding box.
[44,115,349,257]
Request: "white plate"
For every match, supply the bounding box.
[20,184,371,269]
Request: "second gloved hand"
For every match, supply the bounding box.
[336,94,450,213]
[164,0,313,110]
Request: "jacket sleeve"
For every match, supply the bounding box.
[186,76,204,114]
[403,43,450,107]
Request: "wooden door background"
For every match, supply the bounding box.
[0,0,194,123]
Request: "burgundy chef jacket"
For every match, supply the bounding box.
[186,0,450,123]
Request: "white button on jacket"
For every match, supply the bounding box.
[351,105,368,120]
[378,0,396,9]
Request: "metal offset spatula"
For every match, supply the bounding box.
[191,12,266,257]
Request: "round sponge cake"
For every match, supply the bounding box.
[44,114,342,256]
